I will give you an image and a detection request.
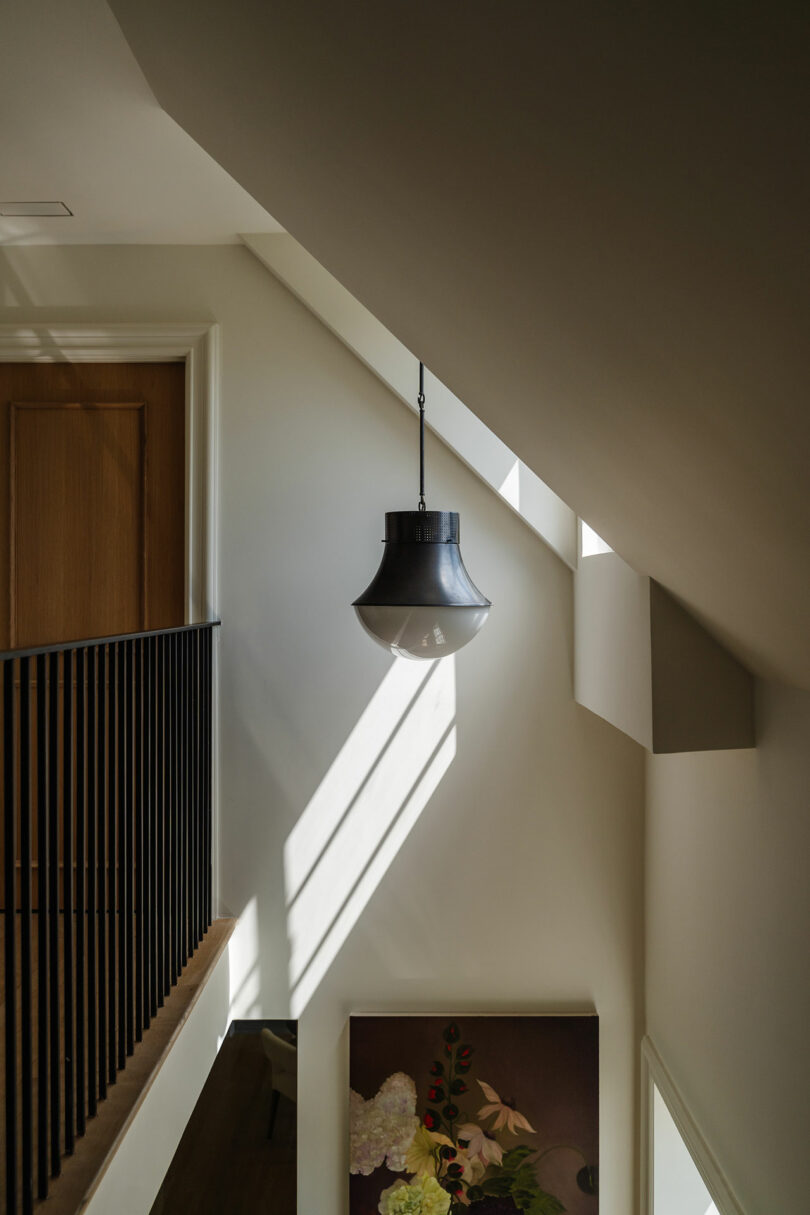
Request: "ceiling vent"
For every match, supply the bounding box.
[0,201,73,216]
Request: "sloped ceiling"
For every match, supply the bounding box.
[0,0,280,244]
[108,0,810,687]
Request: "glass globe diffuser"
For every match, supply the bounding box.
[353,365,491,659]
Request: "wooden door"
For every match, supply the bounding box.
[0,361,186,649]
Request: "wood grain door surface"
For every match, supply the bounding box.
[0,360,186,649]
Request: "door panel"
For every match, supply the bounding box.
[0,360,185,647]
[10,402,146,647]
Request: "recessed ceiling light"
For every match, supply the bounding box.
[0,201,73,217]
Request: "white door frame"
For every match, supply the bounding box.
[641,1035,745,1215]
[0,321,221,907]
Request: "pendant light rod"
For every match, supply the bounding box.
[418,361,426,512]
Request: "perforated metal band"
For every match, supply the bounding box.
[384,511,459,544]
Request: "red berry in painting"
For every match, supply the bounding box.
[427,1085,445,1103]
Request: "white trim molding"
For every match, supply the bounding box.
[641,1036,746,1215]
[0,322,219,624]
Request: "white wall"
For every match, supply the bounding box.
[0,245,645,1213]
[574,550,653,749]
[646,680,810,1215]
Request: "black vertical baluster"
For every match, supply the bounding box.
[63,649,75,1157]
[181,630,188,968]
[119,641,129,1059]
[179,631,185,969]
[87,647,98,1117]
[147,636,157,1018]
[186,632,193,955]
[178,633,184,970]
[124,636,133,1054]
[192,630,199,950]
[107,643,117,1085]
[75,649,86,1137]
[177,632,183,976]
[173,631,179,985]
[74,652,86,1135]
[143,637,152,1027]
[205,628,212,928]
[36,653,49,1200]
[164,634,170,993]
[20,657,33,1213]
[156,633,164,1005]
[4,659,18,1215]
[179,630,185,966]
[169,633,177,988]
[201,631,207,931]
[189,631,195,953]
[174,632,181,974]
[47,650,60,1175]
[156,636,166,1006]
[96,646,107,1102]
[135,639,144,1041]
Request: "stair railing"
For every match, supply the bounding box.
[1,621,218,1215]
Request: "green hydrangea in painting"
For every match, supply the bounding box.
[349,1016,599,1215]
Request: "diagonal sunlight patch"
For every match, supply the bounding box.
[227,896,260,1020]
[286,658,456,1017]
[580,520,613,557]
[284,657,438,903]
[498,458,521,511]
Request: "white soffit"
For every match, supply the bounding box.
[242,232,577,569]
[0,0,282,245]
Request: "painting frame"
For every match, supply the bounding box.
[349,1012,599,1215]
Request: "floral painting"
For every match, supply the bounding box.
[349,1015,598,1215]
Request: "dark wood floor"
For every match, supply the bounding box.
[150,1028,296,1215]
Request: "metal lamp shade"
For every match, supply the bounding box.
[353,511,491,659]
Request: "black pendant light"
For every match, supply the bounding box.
[353,362,491,659]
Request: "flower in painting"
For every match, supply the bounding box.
[404,1125,455,1178]
[476,1080,536,1135]
[350,1072,420,1175]
[378,1176,451,1215]
[456,1122,504,1168]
